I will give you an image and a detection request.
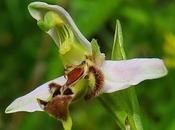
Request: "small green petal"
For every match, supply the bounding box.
[91,39,105,66]
[111,20,126,60]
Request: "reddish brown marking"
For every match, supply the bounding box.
[66,67,84,86]
[85,66,104,100]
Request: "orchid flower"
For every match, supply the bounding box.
[5,2,168,130]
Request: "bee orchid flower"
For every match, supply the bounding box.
[5,2,168,130]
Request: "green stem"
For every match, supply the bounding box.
[99,20,144,130]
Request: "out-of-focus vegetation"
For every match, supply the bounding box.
[0,0,175,130]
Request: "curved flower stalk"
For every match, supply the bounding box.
[5,2,168,130]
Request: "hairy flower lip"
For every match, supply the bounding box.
[28,2,92,51]
[38,94,73,120]
[84,65,104,100]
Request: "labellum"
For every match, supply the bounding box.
[36,56,104,120]
[37,82,73,120]
[38,95,73,120]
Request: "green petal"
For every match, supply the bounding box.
[91,39,105,66]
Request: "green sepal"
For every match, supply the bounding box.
[99,20,144,130]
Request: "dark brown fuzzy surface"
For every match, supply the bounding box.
[49,82,62,96]
[85,66,104,100]
[44,95,72,120]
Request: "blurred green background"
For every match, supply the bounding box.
[0,0,175,130]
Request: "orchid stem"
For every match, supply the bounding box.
[99,20,144,130]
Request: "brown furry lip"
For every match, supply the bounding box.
[85,66,104,100]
